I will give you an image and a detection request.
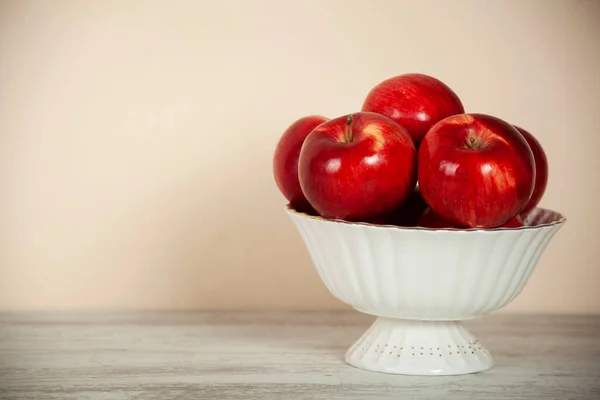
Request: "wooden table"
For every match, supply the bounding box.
[0,312,598,399]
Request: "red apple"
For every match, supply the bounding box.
[514,126,548,212]
[372,187,428,227]
[298,112,417,221]
[418,208,456,228]
[502,214,525,228]
[418,113,535,228]
[273,115,328,212]
[418,208,525,229]
[361,73,464,144]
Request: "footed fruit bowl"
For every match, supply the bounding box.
[286,206,566,376]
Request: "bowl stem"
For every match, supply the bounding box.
[345,317,493,375]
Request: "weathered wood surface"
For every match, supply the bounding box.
[0,312,599,399]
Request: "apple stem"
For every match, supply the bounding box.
[466,136,478,149]
[346,114,354,143]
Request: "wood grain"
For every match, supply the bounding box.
[0,312,599,399]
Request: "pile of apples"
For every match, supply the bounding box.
[273,73,548,229]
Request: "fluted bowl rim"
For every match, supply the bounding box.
[285,205,566,233]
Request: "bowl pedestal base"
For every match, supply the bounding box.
[345,317,493,376]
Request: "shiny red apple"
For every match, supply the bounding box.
[514,126,548,213]
[502,214,525,228]
[273,115,328,212]
[418,208,456,228]
[372,187,428,227]
[418,113,535,228]
[298,112,417,221]
[418,208,525,229]
[361,73,465,144]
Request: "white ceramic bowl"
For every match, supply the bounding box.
[286,206,566,376]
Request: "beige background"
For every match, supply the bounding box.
[1,0,599,313]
